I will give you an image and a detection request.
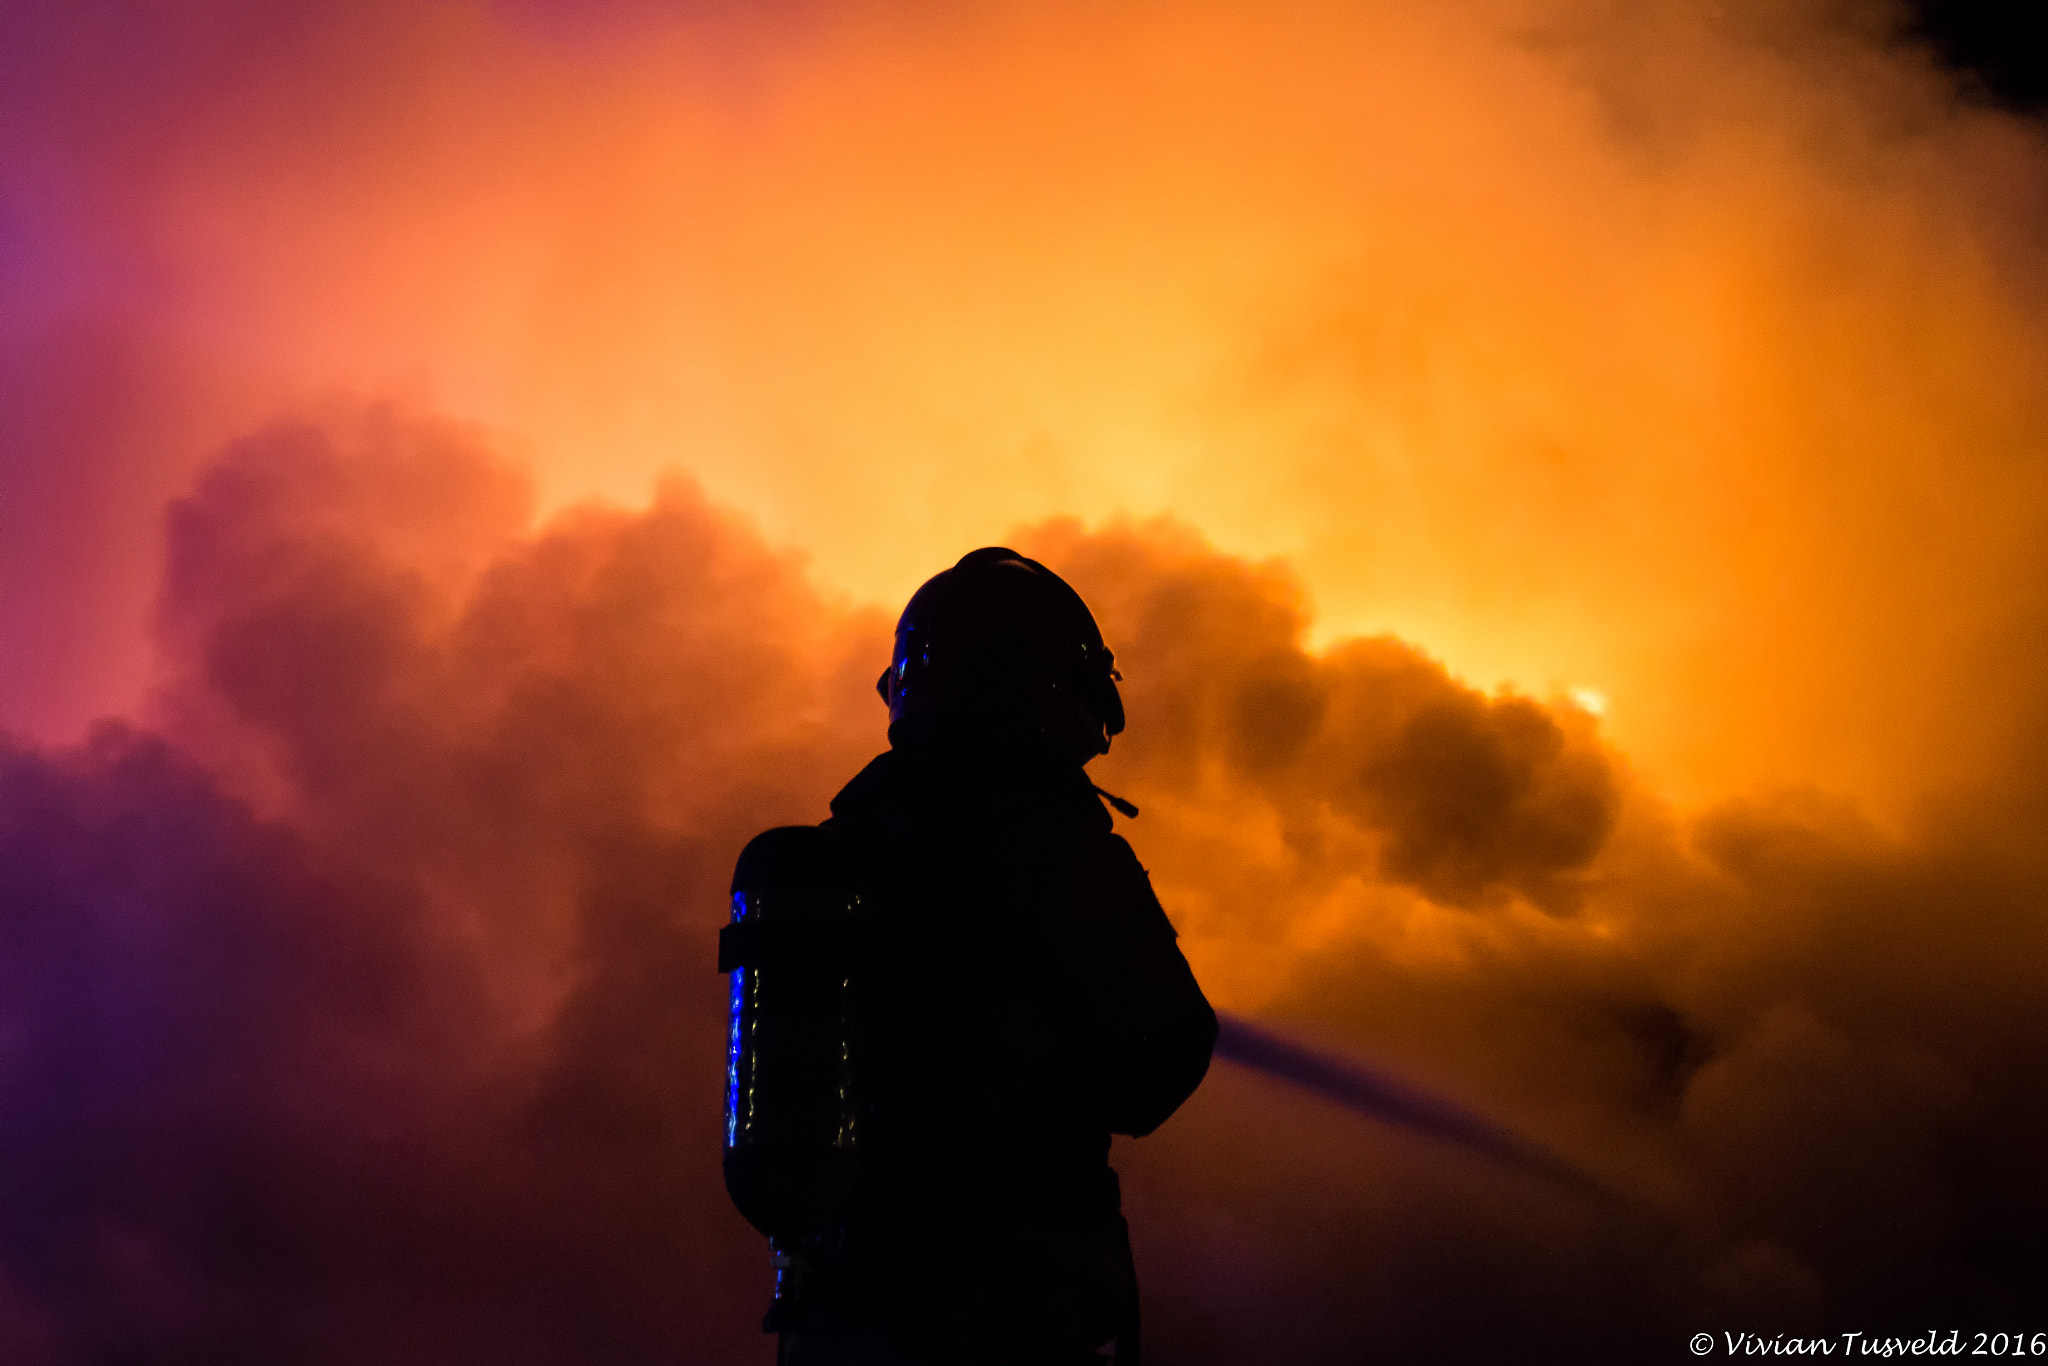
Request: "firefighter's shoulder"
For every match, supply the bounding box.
[731,823,855,893]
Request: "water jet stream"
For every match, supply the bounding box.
[1213,1012,1625,1208]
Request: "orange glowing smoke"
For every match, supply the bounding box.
[8,0,2047,823]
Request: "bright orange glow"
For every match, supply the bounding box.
[18,1,2040,830]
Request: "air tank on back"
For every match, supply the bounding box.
[720,824,868,1245]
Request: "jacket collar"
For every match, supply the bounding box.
[828,744,1114,835]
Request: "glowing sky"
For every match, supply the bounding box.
[10,0,2048,821]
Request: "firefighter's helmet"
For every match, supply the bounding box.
[875,547,1124,760]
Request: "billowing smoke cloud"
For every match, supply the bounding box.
[1022,521,2048,1355]
[2,408,2043,1362]
[0,411,884,1363]
[1033,520,1619,917]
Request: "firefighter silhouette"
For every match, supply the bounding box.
[721,548,1218,1365]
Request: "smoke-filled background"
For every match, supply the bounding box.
[5,1,2048,1360]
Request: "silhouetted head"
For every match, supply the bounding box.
[876,547,1125,765]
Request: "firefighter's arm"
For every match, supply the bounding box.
[1088,835,1218,1137]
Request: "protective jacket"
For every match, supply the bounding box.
[787,740,1216,1358]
